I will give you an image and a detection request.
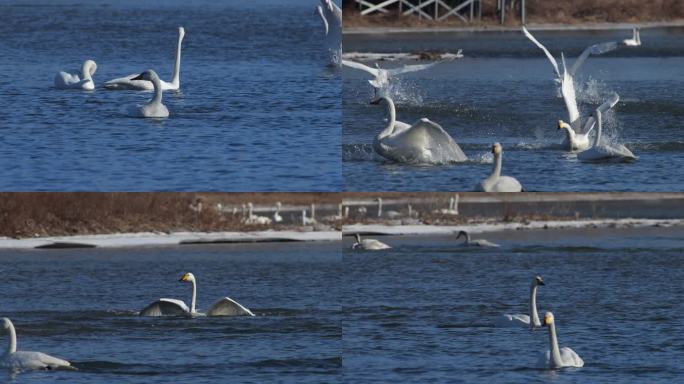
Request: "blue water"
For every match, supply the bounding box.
[0,241,341,383]
[0,0,341,191]
[343,225,684,383]
[343,28,684,191]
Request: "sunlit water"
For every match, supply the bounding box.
[343,225,684,383]
[343,28,684,191]
[0,242,341,383]
[0,0,341,191]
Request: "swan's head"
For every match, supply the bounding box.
[82,60,97,76]
[455,230,468,240]
[558,120,571,131]
[178,26,185,40]
[131,69,157,82]
[179,272,196,283]
[491,143,502,155]
[533,275,545,286]
[543,312,555,326]
[1,318,12,330]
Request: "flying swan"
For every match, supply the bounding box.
[371,95,467,164]
[455,230,499,247]
[577,93,636,162]
[475,143,524,192]
[54,60,97,90]
[537,312,584,369]
[1,318,73,372]
[128,70,169,118]
[316,0,342,66]
[495,276,545,328]
[140,272,255,317]
[105,27,185,91]
[352,233,391,250]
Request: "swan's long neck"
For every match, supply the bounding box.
[377,98,396,139]
[464,232,471,244]
[548,322,563,368]
[81,62,93,81]
[491,151,502,180]
[561,125,575,144]
[6,322,17,354]
[593,110,603,146]
[530,285,540,327]
[190,278,197,314]
[171,31,183,88]
[150,74,163,105]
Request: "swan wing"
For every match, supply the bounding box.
[341,59,380,77]
[560,347,584,367]
[398,118,467,162]
[522,26,560,78]
[206,297,255,317]
[140,298,189,316]
[581,116,596,135]
[5,351,72,371]
[475,239,500,247]
[491,176,523,192]
[570,41,619,76]
[495,313,530,327]
[597,93,620,114]
[316,5,329,35]
[361,239,391,250]
[386,60,446,76]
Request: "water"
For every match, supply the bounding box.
[0,242,341,383]
[0,0,341,191]
[343,28,684,191]
[343,225,684,383]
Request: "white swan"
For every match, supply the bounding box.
[316,0,342,66]
[475,143,524,192]
[455,230,499,247]
[623,28,641,46]
[54,60,97,90]
[496,276,545,328]
[557,118,595,152]
[372,95,467,164]
[273,202,283,223]
[105,27,185,91]
[244,202,272,225]
[342,58,449,98]
[352,233,391,250]
[1,318,73,372]
[537,312,584,369]
[140,272,255,317]
[577,93,636,162]
[128,70,169,118]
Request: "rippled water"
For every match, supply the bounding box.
[0,0,341,191]
[343,28,684,191]
[0,242,341,383]
[343,225,684,383]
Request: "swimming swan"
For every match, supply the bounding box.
[352,233,391,250]
[104,27,184,91]
[1,318,73,372]
[342,58,450,98]
[475,143,524,192]
[537,312,584,369]
[496,276,545,328]
[140,272,255,317]
[577,93,636,162]
[455,230,499,247]
[371,95,467,164]
[316,0,342,66]
[54,60,97,90]
[128,70,169,118]
[622,28,641,47]
[557,118,594,152]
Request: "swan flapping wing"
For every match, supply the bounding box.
[341,59,380,77]
[206,297,255,317]
[597,93,620,114]
[495,313,530,327]
[522,26,560,78]
[581,116,596,134]
[140,298,190,316]
[386,60,446,76]
[406,118,467,162]
[570,41,619,76]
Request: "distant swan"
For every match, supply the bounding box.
[537,312,584,369]
[455,230,499,247]
[54,60,97,90]
[352,233,391,250]
[577,93,636,162]
[475,143,524,192]
[128,70,169,118]
[496,276,545,328]
[372,95,467,164]
[105,27,185,91]
[1,318,73,372]
[316,0,342,66]
[140,273,255,317]
[622,28,641,46]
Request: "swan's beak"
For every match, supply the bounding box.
[538,280,545,286]
[370,98,381,105]
[179,274,190,282]
[131,73,145,81]
[557,121,563,130]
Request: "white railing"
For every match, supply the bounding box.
[355,0,481,22]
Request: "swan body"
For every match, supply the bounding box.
[352,233,391,250]
[245,203,272,225]
[273,202,283,223]
[537,312,584,369]
[475,143,523,192]
[140,273,254,317]
[54,60,97,90]
[496,276,545,328]
[1,318,72,372]
[622,28,641,47]
[316,0,342,66]
[128,70,169,118]
[455,230,499,247]
[577,93,636,162]
[105,27,184,91]
[558,119,594,152]
[372,96,467,164]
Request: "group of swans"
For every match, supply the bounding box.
[316,0,342,66]
[54,26,185,118]
[523,26,639,162]
[496,276,584,369]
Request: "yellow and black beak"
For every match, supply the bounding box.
[179,273,190,282]
[557,121,563,130]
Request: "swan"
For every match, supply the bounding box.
[273,202,283,223]
[244,203,272,225]
[352,233,391,250]
[496,276,545,328]
[623,28,641,46]
[316,0,342,66]
[342,58,449,98]
[128,70,169,118]
[537,312,584,369]
[557,118,595,152]
[54,60,97,90]
[577,93,636,162]
[1,318,73,372]
[455,230,499,247]
[371,95,467,164]
[140,272,255,317]
[104,27,184,91]
[475,143,524,192]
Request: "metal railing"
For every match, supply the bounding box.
[355,0,481,22]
